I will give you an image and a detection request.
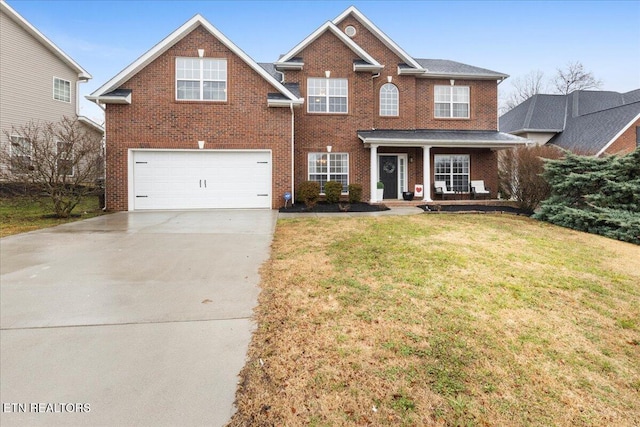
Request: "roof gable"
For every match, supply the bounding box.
[0,0,90,79]
[275,20,382,70]
[332,6,423,70]
[89,14,300,103]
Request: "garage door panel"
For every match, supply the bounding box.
[132,150,271,210]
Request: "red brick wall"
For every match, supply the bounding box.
[284,15,500,201]
[604,117,640,156]
[105,26,291,211]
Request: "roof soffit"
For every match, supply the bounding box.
[90,14,299,102]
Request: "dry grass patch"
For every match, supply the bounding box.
[230,215,640,427]
[0,195,104,237]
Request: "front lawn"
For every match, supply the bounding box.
[0,195,105,237]
[230,214,640,426]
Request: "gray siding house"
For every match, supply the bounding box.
[0,0,103,175]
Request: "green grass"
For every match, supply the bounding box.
[0,195,105,237]
[231,214,640,427]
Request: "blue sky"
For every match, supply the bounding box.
[7,0,640,122]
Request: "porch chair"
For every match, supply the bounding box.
[434,181,456,199]
[470,180,490,199]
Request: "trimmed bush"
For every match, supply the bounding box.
[297,181,320,209]
[324,181,342,204]
[348,184,362,203]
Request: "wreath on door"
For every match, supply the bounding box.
[383,161,396,174]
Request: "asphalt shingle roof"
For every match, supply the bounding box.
[414,59,508,78]
[358,129,526,144]
[500,89,640,155]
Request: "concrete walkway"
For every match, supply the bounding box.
[0,210,277,427]
[278,206,424,218]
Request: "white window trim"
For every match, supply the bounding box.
[434,154,470,192]
[379,83,399,117]
[53,77,71,103]
[175,57,227,101]
[9,135,32,173]
[434,85,470,119]
[307,152,349,193]
[56,140,75,177]
[307,78,348,114]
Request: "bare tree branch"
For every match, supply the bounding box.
[551,61,603,94]
[501,70,546,113]
[1,117,104,218]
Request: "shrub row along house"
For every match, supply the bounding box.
[0,0,103,178]
[89,6,527,211]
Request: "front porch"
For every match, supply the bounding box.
[358,129,529,204]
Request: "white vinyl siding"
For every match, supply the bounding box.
[53,77,71,102]
[435,86,470,118]
[379,83,398,116]
[308,152,349,192]
[176,58,227,101]
[307,78,348,113]
[434,155,470,192]
[0,10,77,138]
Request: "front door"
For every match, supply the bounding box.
[379,155,398,199]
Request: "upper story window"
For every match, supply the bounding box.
[53,77,71,103]
[9,135,32,172]
[176,58,227,101]
[434,85,469,118]
[380,83,399,116]
[307,78,348,114]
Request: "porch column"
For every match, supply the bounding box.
[369,144,378,203]
[423,146,432,201]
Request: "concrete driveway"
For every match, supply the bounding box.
[0,210,277,426]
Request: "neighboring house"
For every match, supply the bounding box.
[500,89,640,157]
[89,6,526,211]
[0,0,103,177]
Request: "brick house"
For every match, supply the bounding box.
[89,6,526,211]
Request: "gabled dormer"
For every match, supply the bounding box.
[275,20,383,73]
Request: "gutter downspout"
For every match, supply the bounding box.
[290,102,295,204]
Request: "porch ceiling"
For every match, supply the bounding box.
[358,129,529,149]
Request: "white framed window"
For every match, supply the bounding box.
[176,57,227,101]
[308,152,349,192]
[53,77,71,102]
[9,135,32,172]
[307,78,348,113]
[379,83,398,116]
[57,140,74,176]
[434,154,470,192]
[434,85,469,118]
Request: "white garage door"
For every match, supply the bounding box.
[131,150,271,210]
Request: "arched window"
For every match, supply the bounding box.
[379,83,399,116]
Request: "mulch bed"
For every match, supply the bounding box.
[279,202,389,213]
[419,204,530,215]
